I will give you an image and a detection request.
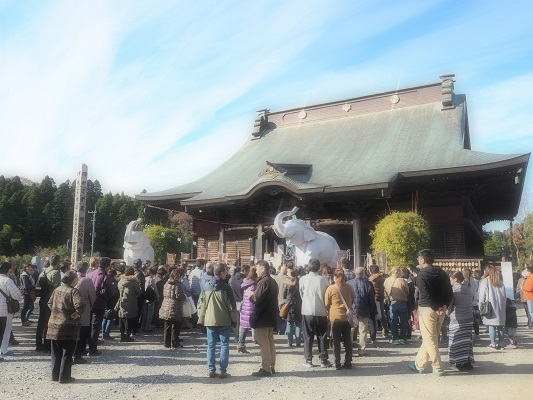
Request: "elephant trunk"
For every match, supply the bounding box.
[273,207,299,238]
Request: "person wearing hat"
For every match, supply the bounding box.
[132,259,146,335]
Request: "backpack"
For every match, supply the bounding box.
[145,285,157,302]
[38,270,51,296]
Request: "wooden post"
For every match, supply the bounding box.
[256,224,263,261]
[219,224,225,254]
[353,219,361,268]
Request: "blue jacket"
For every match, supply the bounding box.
[347,277,376,319]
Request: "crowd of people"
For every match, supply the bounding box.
[0,250,532,382]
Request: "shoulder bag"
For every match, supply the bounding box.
[479,283,493,318]
[335,285,357,327]
[0,287,20,314]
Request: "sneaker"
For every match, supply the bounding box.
[251,368,272,377]
[219,371,228,379]
[59,377,76,384]
[22,321,32,327]
[342,362,352,370]
[271,368,276,375]
[505,343,517,349]
[335,363,342,370]
[121,337,135,342]
[9,339,19,346]
[88,350,102,356]
[390,339,401,345]
[398,339,406,345]
[237,348,249,354]
[102,335,115,340]
[208,371,218,378]
[487,343,501,350]
[432,370,444,376]
[320,360,333,368]
[1,350,13,356]
[302,361,314,368]
[408,363,425,374]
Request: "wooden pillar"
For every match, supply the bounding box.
[353,219,361,268]
[219,224,225,254]
[255,224,263,261]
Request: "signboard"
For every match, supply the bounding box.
[336,250,350,268]
[375,252,387,273]
[180,252,190,263]
[197,250,207,260]
[434,259,481,270]
[166,253,176,265]
[501,261,514,299]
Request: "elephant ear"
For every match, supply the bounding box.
[303,225,318,242]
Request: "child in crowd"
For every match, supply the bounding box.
[505,298,518,349]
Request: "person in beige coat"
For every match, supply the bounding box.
[384,267,410,344]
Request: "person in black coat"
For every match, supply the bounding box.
[283,269,302,346]
[247,260,278,377]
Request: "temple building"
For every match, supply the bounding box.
[136,74,529,266]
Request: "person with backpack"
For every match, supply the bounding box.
[36,255,61,352]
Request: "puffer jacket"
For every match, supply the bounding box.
[117,275,141,318]
[283,277,302,322]
[240,278,256,329]
[159,279,186,321]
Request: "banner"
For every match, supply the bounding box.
[197,250,206,260]
[336,250,350,268]
[166,253,176,265]
[180,252,190,262]
[375,252,387,273]
[218,252,228,263]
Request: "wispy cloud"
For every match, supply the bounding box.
[1,0,532,208]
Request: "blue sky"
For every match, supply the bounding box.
[1,0,532,230]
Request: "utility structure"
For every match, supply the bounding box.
[89,206,97,259]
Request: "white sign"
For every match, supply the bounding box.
[500,261,514,300]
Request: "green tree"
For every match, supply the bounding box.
[523,213,533,264]
[370,211,430,269]
[144,225,186,262]
[483,230,511,258]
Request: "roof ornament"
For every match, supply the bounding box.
[440,73,455,110]
[251,109,269,138]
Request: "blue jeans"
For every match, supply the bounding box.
[489,325,505,344]
[21,295,34,322]
[207,326,231,373]
[286,320,302,346]
[238,326,251,349]
[390,301,408,340]
[101,318,112,337]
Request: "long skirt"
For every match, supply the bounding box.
[448,320,474,365]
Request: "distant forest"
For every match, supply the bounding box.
[0,175,169,259]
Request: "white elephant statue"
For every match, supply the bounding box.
[273,207,340,268]
[123,219,154,266]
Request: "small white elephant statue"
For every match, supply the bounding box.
[123,219,154,266]
[273,207,340,268]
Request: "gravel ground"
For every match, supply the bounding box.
[1,309,530,400]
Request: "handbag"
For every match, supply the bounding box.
[335,285,358,327]
[0,287,20,314]
[182,296,194,318]
[279,302,290,319]
[479,286,493,318]
[29,289,37,302]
